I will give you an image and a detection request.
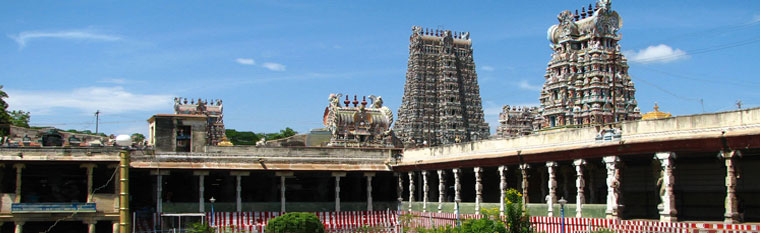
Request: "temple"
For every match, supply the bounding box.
[537,0,640,129]
[394,26,490,147]
[147,97,227,152]
[495,105,538,138]
[323,94,397,147]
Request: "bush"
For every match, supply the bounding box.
[187,222,215,233]
[591,228,615,233]
[460,215,506,233]
[266,212,325,233]
[504,189,533,233]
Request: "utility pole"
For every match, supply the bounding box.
[94,110,100,134]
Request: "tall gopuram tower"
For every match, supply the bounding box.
[395,26,490,147]
[538,0,640,129]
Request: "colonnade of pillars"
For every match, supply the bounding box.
[7,163,120,233]
[398,151,743,223]
[152,171,378,213]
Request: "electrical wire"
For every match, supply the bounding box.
[44,166,120,233]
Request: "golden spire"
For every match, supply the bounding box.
[642,102,672,120]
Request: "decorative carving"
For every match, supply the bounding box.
[720,150,742,223]
[520,164,531,206]
[546,162,558,217]
[437,170,446,213]
[498,165,507,215]
[574,159,587,218]
[603,156,621,219]
[474,167,483,212]
[422,171,429,212]
[324,93,395,147]
[453,168,461,202]
[408,172,415,211]
[655,152,677,222]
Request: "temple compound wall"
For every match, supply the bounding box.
[397,107,760,223]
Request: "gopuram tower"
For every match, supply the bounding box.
[538,0,640,129]
[395,26,490,147]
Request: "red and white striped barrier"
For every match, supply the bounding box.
[206,210,398,233]
[135,211,760,233]
[402,211,760,233]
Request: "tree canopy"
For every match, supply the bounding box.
[225,127,298,145]
[0,85,11,126]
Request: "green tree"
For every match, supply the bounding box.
[9,110,30,128]
[0,85,11,126]
[266,212,325,233]
[225,129,260,145]
[131,133,145,143]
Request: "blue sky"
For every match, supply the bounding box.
[2,1,759,137]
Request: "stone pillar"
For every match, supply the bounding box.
[113,221,119,233]
[519,164,530,206]
[86,221,96,233]
[422,171,429,212]
[13,164,24,203]
[276,172,293,212]
[230,171,250,212]
[655,152,677,222]
[546,162,558,217]
[603,156,621,219]
[720,150,741,223]
[396,172,403,201]
[365,172,375,211]
[150,170,170,213]
[453,168,461,203]
[408,172,415,211]
[498,165,507,216]
[81,164,97,202]
[14,221,23,233]
[437,170,445,213]
[333,172,346,212]
[474,167,483,212]
[193,171,209,212]
[573,159,587,218]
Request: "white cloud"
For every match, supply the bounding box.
[517,80,542,91]
[8,29,121,48]
[235,58,256,65]
[752,14,760,23]
[262,62,287,71]
[5,86,172,115]
[624,44,689,64]
[481,66,495,71]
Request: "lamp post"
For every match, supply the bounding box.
[558,197,567,233]
[209,197,216,227]
[455,198,461,227]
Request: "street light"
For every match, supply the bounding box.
[558,197,567,233]
[209,197,216,226]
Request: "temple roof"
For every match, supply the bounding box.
[642,103,672,120]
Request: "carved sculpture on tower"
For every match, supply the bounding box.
[537,0,641,129]
[173,97,226,146]
[323,93,396,147]
[395,26,490,147]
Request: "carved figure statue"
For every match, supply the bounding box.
[255,138,266,147]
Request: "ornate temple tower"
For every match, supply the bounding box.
[395,26,490,147]
[496,105,538,138]
[538,0,640,129]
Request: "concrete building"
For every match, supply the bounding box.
[394,26,490,147]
